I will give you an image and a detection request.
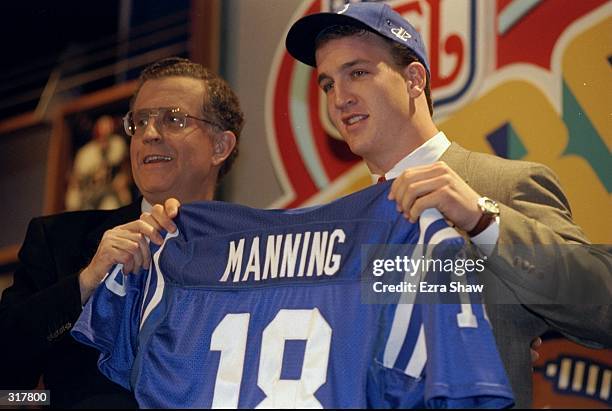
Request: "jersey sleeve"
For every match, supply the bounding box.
[368,211,515,408]
[71,264,147,390]
[368,301,514,408]
[422,303,515,408]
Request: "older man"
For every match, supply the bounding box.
[0,57,244,408]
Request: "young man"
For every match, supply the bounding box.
[285,3,611,407]
[0,57,244,408]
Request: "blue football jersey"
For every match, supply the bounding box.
[73,182,514,408]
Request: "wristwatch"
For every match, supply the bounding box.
[468,197,500,237]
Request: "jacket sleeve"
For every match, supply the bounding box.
[486,163,612,347]
[0,217,84,389]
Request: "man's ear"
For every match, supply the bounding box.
[211,130,237,166]
[403,62,427,98]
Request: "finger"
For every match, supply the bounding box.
[118,219,159,237]
[129,238,144,274]
[108,236,142,259]
[137,232,152,271]
[100,234,143,270]
[164,198,181,219]
[98,233,135,258]
[111,246,136,274]
[398,175,450,217]
[151,204,178,234]
[109,227,153,244]
[532,337,542,348]
[388,178,400,201]
[389,178,409,212]
[108,227,161,255]
[391,175,423,212]
[396,163,448,186]
[408,190,445,222]
[140,212,162,230]
[126,218,164,245]
[139,213,165,245]
[388,164,446,204]
[389,170,419,202]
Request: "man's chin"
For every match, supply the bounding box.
[345,141,370,159]
[140,186,174,205]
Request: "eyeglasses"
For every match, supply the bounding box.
[122,107,222,137]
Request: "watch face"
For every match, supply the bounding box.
[480,197,500,214]
[484,202,497,213]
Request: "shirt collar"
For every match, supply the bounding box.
[141,198,153,213]
[376,131,451,181]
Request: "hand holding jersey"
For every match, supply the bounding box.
[79,220,155,304]
[78,198,181,304]
[388,161,482,231]
[139,198,181,239]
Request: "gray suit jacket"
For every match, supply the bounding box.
[440,142,612,408]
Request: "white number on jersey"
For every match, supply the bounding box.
[210,308,332,409]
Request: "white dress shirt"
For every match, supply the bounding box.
[375,131,499,255]
[141,198,153,213]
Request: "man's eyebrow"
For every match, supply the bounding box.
[317,59,371,85]
[317,73,331,85]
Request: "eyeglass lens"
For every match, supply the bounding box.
[125,108,187,136]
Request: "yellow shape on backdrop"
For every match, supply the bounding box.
[440,79,610,243]
[562,16,612,148]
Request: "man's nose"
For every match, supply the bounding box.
[333,83,356,110]
[141,118,163,143]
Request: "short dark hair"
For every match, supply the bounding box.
[132,57,245,178]
[315,25,433,115]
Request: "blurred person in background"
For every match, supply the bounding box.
[65,115,132,211]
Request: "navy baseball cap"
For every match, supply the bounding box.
[286,2,429,73]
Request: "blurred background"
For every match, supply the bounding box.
[0,0,609,407]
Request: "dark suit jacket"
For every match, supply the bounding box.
[440,143,612,408]
[0,201,141,408]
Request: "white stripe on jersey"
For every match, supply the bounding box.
[140,230,179,330]
[418,208,441,230]
[429,227,461,245]
[139,262,153,327]
[382,208,461,377]
[405,325,427,377]
[383,303,415,369]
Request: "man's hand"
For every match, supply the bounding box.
[139,198,180,238]
[78,198,181,304]
[388,161,482,232]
